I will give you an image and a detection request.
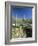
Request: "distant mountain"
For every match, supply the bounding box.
[11,15,32,24]
[11,15,23,24]
[11,16,16,24]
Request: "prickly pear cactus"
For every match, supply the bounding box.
[11,26,27,39]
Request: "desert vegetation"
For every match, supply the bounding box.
[10,17,32,39]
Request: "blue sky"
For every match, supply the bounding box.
[11,6,32,19]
